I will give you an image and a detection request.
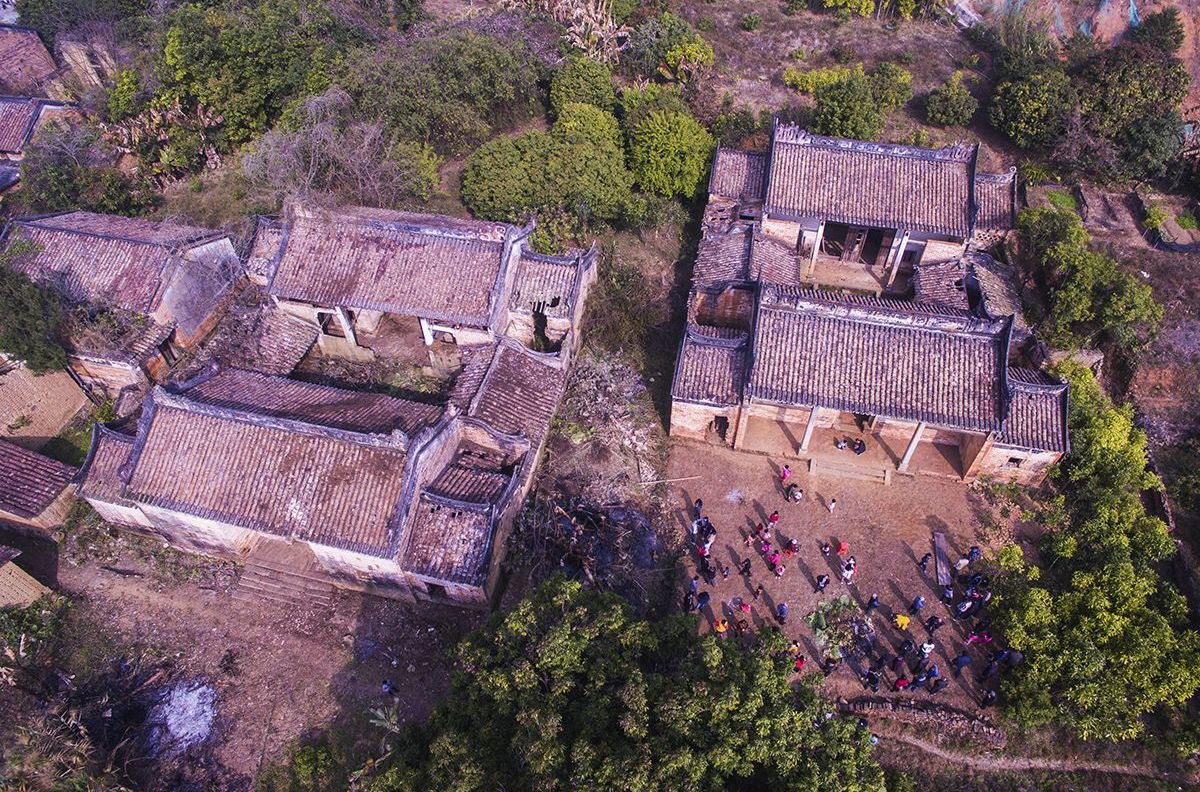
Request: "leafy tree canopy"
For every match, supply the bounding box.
[992,363,1200,740]
[551,57,616,115]
[1017,207,1162,350]
[925,71,978,127]
[622,12,713,83]
[1128,8,1185,54]
[0,242,69,374]
[989,68,1074,150]
[628,109,714,198]
[866,62,912,114]
[360,577,885,791]
[813,69,884,140]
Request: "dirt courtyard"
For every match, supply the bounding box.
[666,441,1004,713]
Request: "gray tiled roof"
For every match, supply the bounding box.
[509,248,591,319]
[912,258,970,311]
[402,496,493,586]
[709,148,766,203]
[268,204,515,327]
[469,342,567,442]
[0,26,56,91]
[998,367,1069,452]
[8,211,222,312]
[974,170,1018,231]
[119,388,410,556]
[765,125,975,237]
[76,427,135,504]
[0,438,75,518]
[177,367,443,437]
[693,223,801,290]
[672,327,747,406]
[747,288,1009,432]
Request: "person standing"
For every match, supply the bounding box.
[928,677,948,695]
[952,651,971,675]
[815,574,830,593]
[693,498,703,519]
[827,498,838,515]
[739,558,752,577]
[768,510,781,529]
[688,575,699,595]
[893,675,909,692]
[909,595,926,615]
[893,613,911,631]
[917,552,932,573]
[696,591,710,612]
[840,560,855,585]
[919,640,935,657]
[925,616,945,634]
[942,583,955,604]
[776,602,789,625]
[978,660,1000,683]
[981,689,997,708]
[781,464,791,485]
[865,593,880,614]
[968,546,982,565]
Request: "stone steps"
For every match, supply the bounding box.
[807,455,892,485]
[234,541,336,607]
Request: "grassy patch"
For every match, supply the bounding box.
[41,399,116,467]
[1176,212,1199,231]
[1045,189,1078,213]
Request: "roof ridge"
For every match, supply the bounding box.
[149,387,414,451]
[773,123,975,163]
[15,212,221,251]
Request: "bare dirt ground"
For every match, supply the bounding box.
[39,546,481,788]
[665,441,1006,712]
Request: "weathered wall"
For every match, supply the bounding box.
[977,445,1060,486]
[84,496,154,529]
[137,502,257,558]
[308,542,415,602]
[761,216,803,249]
[70,357,144,395]
[693,287,754,329]
[669,400,740,446]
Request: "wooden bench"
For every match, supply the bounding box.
[933,532,952,587]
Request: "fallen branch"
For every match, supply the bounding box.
[633,475,701,486]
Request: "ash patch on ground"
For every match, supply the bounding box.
[143,678,217,759]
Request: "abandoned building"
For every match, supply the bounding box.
[706,123,1017,295]
[253,204,596,367]
[0,437,76,530]
[77,339,572,608]
[0,355,87,446]
[671,127,1067,486]
[4,211,239,398]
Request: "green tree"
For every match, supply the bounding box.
[550,57,616,115]
[925,71,977,126]
[622,12,713,82]
[992,364,1200,740]
[1017,208,1162,349]
[1114,108,1182,181]
[18,121,159,216]
[618,84,689,130]
[1128,8,1185,54]
[460,133,553,223]
[990,68,1074,149]
[336,28,543,156]
[822,0,876,17]
[813,69,884,140]
[360,577,885,790]
[867,63,913,113]
[15,0,145,45]
[0,243,68,374]
[1077,43,1188,136]
[628,109,714,198]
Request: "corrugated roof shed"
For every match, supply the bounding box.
[765,125,975,237]
[747,287,1009,432]
[268,204,514,326]
[0,438,75,518]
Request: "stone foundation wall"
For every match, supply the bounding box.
[670,400,739,446]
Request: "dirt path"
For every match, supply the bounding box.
[883,732,1185,784]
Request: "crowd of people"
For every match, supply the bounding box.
[681,464,1021,712]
